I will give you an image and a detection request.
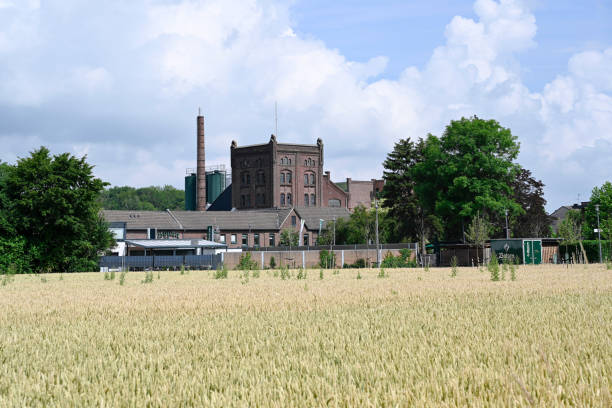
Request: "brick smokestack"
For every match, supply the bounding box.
[196,113,206,211]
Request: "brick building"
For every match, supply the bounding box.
[103,207,350,253]
[228,134,381,211]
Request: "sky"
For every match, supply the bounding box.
[0,0,611,212]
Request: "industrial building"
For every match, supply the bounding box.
[184,113,383,211]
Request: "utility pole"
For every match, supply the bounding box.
[596,204,602,263]
[505,209,509,239]
[375,198,380,267]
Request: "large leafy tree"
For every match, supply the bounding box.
[4,147,114,272]
[582,181,612,239]
[382,116,523,243]
[491,168,552,238]
[431,116,522,240]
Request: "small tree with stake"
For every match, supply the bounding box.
[465,212,492,267]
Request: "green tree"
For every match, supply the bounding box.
[4,147,115,272]
[279,229,299,247]
[98,185,184,210]
[465,212,492,266]
[558,209,588,263]
[382,117,523,243]
[431,117,522,240]
[582,181,612,239]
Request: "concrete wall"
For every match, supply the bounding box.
[221,248,413,269]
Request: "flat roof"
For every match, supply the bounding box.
[125,239,226,249]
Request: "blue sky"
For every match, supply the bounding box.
[1,0,611,211]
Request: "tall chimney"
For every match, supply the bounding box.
[196,112,206,211]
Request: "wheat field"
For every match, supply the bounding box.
[0,265,610,407]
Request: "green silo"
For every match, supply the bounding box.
[206,170,226,204]
[185,173,197,211]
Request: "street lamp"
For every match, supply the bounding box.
[596,204,602,263]
[375,197,380,267]
[505,209,509,239]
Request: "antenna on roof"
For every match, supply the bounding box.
[274,101,278,137]
[198,106,201,116]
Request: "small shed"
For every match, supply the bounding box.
[490,238,560,264]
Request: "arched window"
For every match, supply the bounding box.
[304,194,309,206]
[310,194,315,206]
[304,174,309,186]
[287,193,292,205]
[310,173,315,185]
[304,159,308,166]
[280,173,285,184]
[280,193,285,206]
[286,172,292,184]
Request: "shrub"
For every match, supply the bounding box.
[280,266,290,280]
[319,269,324,280]
[269,256,276,269]
[110,270,116,280]
[103,271,111,281]
[215,264,229,279]
[319,250,336,269]
[237,253,258,271]
[510,261,517,281]
[296,268,306,280]
[377,268,387,278]
[488,252,500,281]
[450,256,458,277]
[252,269,260,278]
[356,270,362,280]
[119,270,127,286]
[381,249,417,268]
[141,271,153,284]
[180,265,186,275]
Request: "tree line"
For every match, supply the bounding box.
[98,185,185,211]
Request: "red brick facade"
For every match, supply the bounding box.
[231,135,348,210]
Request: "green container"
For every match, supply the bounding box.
[184,174,197,211]
[206,171,226,205]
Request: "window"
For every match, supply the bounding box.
[280,173,285,184]
[304,160,308,166]
[291,216,296,226]
[303,234,309,246]
[231,234,237,244]
[329,199,341,207]
[310,174,315,185]
[246,194,251,207]
[310,194,316,206]
[304,174,309,186]
[269,233,275,247]
[287,193,292,205]
[219,235,226,244]
[242,233,248,247]
[304,194,309,206]
[256,171,265,184]
[241,195,246,207]
[280,193,285,206]
[254,233,260,248]
[246,173,250,185]
[286,172,292,184]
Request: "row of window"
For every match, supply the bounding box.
[304,158,316,167]
[280,157,292,165]
[241,171,266,185]
[218,233,311,247]
[240,158,266,169]
[279,193,316,206]
[240,193,267,207]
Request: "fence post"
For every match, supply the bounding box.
[261,252,264,269]
[341,250,344,267]
[302,251,305,269]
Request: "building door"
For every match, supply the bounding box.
[523,240,542,264]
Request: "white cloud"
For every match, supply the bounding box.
[0,0,610,211]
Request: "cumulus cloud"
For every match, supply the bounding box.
[0,0,610,211]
